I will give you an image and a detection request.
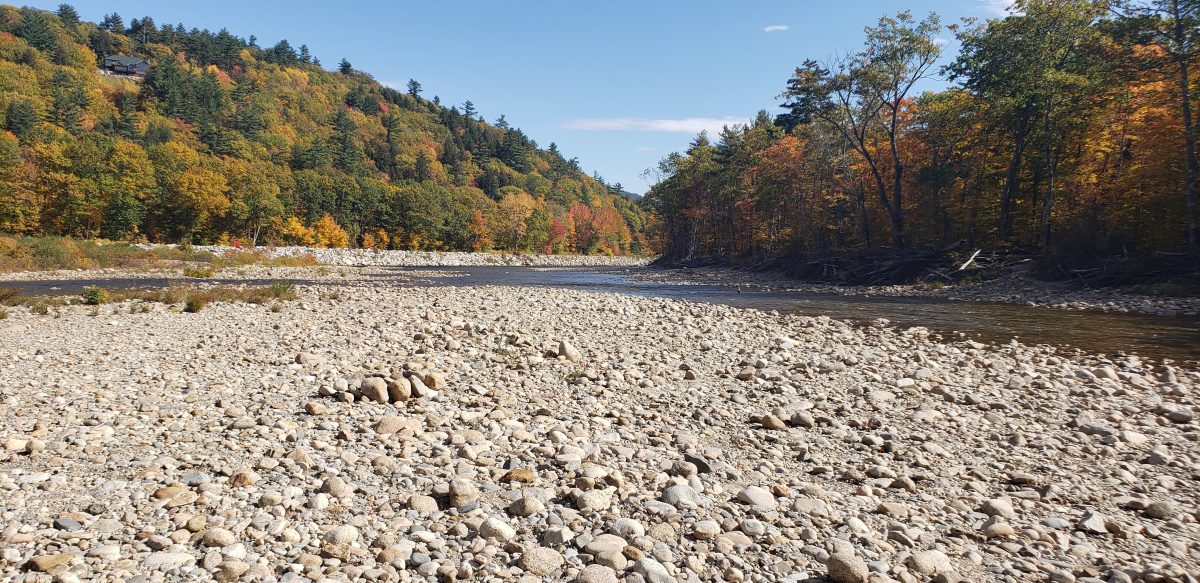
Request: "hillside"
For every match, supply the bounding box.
[0,4,649,254]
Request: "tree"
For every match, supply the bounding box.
[56,4,80,27]
[338,58,353,74]
[950,1,1106,244]
[467,209,491,251]
[407,79,422,97]
[783,11,942,247]
[1112,0,1200,250]
[101,12,124,33]
[299,44,311,63]
[312,213,349,247]
[5,100,40,140]
[463,100,477,118]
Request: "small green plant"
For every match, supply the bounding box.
[0,287,19,305]
[31,301,49,315]
[81,286,110,305]
[183,267,215,278]
[0,307,8,319]
[269,303,283,313]
[268,281,297,300]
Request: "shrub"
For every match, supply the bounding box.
[0,287,19,305]
[184,294,209,313]
[31,301,49,315]
[81,286,110,305]
[183,267,215,278]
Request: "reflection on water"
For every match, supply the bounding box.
[5,266,1197,363]
[383,266,1200,364]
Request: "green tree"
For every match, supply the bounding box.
[407,79,422,96]
[56,4,80,27]
[338,58,353,74]
[5,99,40,140]
[784,11,942,247]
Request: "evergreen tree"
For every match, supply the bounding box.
[4,99,40,140]
[56,4,80,27]
[463,100,476,118]
[299,44,311,63]
[407,79,422,96]
[102,12,125,33]
[338,58,353,74]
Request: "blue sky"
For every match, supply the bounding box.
[28,0,1013,193]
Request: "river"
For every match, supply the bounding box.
[7,266,1198,363]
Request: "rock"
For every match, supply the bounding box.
[508,496,543,517]
[449,478,479,508]
[360,377,389,403]
[758,414,786,430]
[632,558,677,583]
[826,553,869,583]
[143,552,196,570]
[662,484,701,509]
[408,495,439,514]
[26,554,71,572]
[304,400,328,415]
[321,476,353,498]
[736,486,775,509]
[559,340,584,362]
[693,520,721,540]
[1077,511,1109,534]
[387,378,412,402]
[501,467,536,483]
[296,352,324,365]
[1143,501,1174,520]
[610,518,645,539]
[575,488,614,513]
[322,525,360,546]
[201,527,237,547]
[479,517,516,541]
[907,550,952,575]
[577,564,619,583]
[374,415,414,435]
[519,546,565,576]
[981,497,1016,518]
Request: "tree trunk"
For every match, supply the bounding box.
[1175,22,1199,251]
[999,112,1032,242]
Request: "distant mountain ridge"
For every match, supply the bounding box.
[0,4,649,254]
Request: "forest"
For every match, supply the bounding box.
[0,4,648,254]
[643,0,1200,279]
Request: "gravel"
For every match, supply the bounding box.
[0,274,1197,582]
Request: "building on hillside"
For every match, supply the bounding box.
[102,55,149,77]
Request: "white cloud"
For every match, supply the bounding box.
[763,24,789,33]
[982,0,1016,16]
[564,117,752,135]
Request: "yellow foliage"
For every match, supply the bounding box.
[276,216,315,246]
[312,214,349,248]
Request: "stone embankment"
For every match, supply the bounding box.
[0,281,1196,582]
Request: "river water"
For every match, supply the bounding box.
[7,266,1198,363]
[385,266,1200,364]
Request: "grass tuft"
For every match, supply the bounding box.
[81,286,110,305]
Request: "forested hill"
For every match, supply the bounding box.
[645,3,1200,275]
[0,4,649,254]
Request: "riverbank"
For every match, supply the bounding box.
[167,245,653,268]
[0,279,1196,583]
[638,266,1200,318]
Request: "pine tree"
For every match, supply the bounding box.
[299,44,311,63]
[407,79,422,97]
[56,4,80,27]
[338,58,353,74]
[4,99,40,140]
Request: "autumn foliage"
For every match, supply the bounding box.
[0,4,648,255]
[646,3,1200,268]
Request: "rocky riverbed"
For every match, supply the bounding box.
[637,268,1200,318]
[0,278,1197,583]
[173,246,652,269]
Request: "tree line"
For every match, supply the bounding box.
[644,0,1199,270]
[0,4,648,255]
